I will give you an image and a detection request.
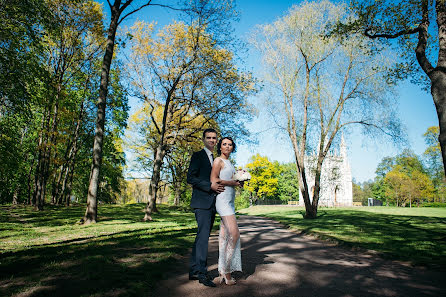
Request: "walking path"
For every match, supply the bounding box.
[154,215,446,297]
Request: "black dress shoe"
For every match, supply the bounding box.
[197,274,216,287]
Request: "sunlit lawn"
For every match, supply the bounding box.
[0,203,206,297]
[2,203,445,297]
[239,205,446,268]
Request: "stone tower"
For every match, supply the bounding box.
[299,135,353,207]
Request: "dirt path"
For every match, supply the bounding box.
[154,215,445,297]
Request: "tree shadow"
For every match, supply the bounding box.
[0,204,199,297]
[154,215,446,297]
[257,208,446,268]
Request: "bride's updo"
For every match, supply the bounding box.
[217,137,236,155]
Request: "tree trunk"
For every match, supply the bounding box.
[430,70,446,177]
[434,1,446,176]
[27,159,33,205]
[82,4,120,224]
[143,145,166,221]
[33,106,51,210]
[174,181,181,206]
[311,149,326,216]
[12,188,18,205]
[415,1,446,176]
[53,164,64,204]
[65,166,75,206]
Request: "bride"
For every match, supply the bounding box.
[210,137,242,285]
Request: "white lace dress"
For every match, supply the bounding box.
[215,158,242,274]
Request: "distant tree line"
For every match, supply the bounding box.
[353,126,445,207]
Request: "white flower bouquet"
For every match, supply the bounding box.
[233,169,251,182]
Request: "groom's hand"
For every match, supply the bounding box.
[211,181,225,193]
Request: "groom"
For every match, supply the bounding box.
[187,128,224,287]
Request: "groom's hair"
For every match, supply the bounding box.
[217,137,236,155]
[202,128,217,138]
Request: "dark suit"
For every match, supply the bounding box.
[187,149,216,276]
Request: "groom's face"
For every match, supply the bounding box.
[203,132,217,151]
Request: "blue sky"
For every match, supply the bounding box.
[101,0,439,182]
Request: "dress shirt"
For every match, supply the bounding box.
[203,147,214,165]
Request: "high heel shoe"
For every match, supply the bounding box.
[219,274,236,285]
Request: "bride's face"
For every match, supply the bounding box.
[220,139,234,155]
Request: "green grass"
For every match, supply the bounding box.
[238,205,446,268]
[0,203,208,297]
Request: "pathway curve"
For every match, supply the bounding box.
[154,215,445,297]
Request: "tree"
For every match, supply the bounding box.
[82,0,175,224]
[31,0,104,210]
[0,0,53,204]
[126,13,256,221]
[0,0,53,115]
[423,126,445,201]
[352,180,373,205]
[375,150,436,206]
[384,164,435,207]
[277,163,300,202]
[251,0,402,218]
[126,101,212,206]
[384,165,408,207]
[245,154,280,204]
[335,0,446,177]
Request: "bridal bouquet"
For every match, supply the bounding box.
[233,169,251,182]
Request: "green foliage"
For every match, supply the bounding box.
[423,126,446,198]
[235,189,251,210]
[240,205,446,268]
[277,163,300,202]
[372,150,438,206]
[420,202,446,208]
[0,1,128,205]
[245,154,280,201]
[335,0,437,88]
[352,180,373,205]
[0,0,54,114]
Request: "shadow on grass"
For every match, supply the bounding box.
[248,208,446,268]
[155,215,446,297]
[0,204,200,297]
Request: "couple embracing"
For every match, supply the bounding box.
[187,128,243,287]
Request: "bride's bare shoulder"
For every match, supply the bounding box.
[213,157,225,167]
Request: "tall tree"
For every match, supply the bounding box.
[0,0,52,204]
[82,0,174,224]
[335,0,446,177]
[32,0,104,210]
[251,0,402,218]
[126,16,256,221]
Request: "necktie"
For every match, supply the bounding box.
[210,153,214,165]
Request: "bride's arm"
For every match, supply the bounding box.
[211,158,223,183]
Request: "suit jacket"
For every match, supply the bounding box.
[187,149,215,209]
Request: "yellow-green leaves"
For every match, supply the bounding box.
[245,154,281,200]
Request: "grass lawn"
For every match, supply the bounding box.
[238,205,446,268]
[0,203,208,297]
